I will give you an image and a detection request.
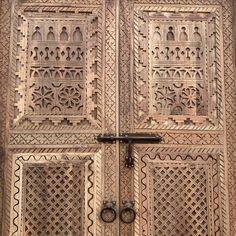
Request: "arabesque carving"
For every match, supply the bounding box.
[12,6,102,127]
[134,6,223,130]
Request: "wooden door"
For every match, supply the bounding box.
[0,0,235,235]
[118,0,235,236]
[1,0,120,235]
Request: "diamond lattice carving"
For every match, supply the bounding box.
[9,153,102,236]
[24,164,85,235]
[137,148,221,236]
[151,165,208,236]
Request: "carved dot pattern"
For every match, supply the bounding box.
[24,164,84,235]
[151,165,208,236]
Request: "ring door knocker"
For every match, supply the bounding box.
[120,201,136,224]
[100,201,117,223]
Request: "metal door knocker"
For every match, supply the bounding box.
[120,201,136,224]
[100,201,117,223]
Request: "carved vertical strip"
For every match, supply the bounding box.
[103,0,119,235]
[119,0,131,132]
[0,0,12,235]
[119,0,134,235]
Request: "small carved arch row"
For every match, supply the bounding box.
[32,26,83,41]
[30,68,83,80]
[153,26,202,42]
[153,68,203,80]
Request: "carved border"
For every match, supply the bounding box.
[9,151,103,236]
[0,0,12,233]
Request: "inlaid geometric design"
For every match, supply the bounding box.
[151,165,208,236]
[133,6,224,129]
[24,164,85,235]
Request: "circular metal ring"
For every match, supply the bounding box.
[120,206,136,224]
[100,206,117,223]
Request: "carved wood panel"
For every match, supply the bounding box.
[12,6,102,128]
[0,0,236,235]
[2,0,120,236]
[118,1,234,236]
[133,147,226,236]
[9,152,102,236]
[133,5,224,129]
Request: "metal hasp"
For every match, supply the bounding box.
[97,133,162,168]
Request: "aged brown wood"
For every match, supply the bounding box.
[0,0,236,235]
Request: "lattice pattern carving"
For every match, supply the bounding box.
[151,165,208,236]
[135,147,223,236]
[133,6,223,129]
[9,152,102,236]
[12,6,102,127]
[24,164,84,235]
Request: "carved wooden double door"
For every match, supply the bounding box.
[3,0,235,235]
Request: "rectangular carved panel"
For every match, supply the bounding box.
[151,164,208,236]
[133,5,224,130]
[24,164,85,235]
[9,152,102,236]
[134,147,226,236]
[12,6,102,128]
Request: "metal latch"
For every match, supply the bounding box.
[97,133,162,168]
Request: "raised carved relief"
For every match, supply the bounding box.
[12,7,102,127]
[134,147,225,236]
[134,6,223,129]
[9,152,102,236]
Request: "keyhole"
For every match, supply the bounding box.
[153,47,159,59]
[196,48,201,60]
[33,47,38,61]
[186,48,190,60]
[176,47,180,60]
[56,47,60,61]
[77,48,83,61]
[66,47,71,61]
[165,47,170,60]
[45,47,49,61]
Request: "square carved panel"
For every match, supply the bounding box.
[12,6,102,127]
[133,5,224,130]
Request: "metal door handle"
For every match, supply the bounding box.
[100,201,117,223]
[120,201,136,224]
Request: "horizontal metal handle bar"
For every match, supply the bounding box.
[97,133,162,143]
